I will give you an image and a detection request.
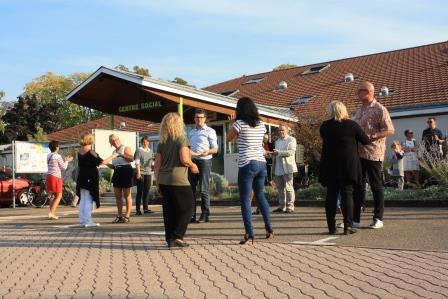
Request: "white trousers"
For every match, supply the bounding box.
[79,188,94,225]
[274,173,295,210]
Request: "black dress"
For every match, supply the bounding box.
[76,151,103,208]
[319,119,370,186]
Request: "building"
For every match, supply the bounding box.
[59,41,448,182]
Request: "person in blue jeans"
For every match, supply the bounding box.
[188,108,218,223]
[227,97,274,245]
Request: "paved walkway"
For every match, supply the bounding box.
[0,205,447,298]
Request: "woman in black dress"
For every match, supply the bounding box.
[77,133,116,227]
[319,101,370,235]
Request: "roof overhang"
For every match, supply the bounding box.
[67,66,297,124]
[389,103,448,118]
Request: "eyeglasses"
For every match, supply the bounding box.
[427,121,434,124]
[195,116,205,119]
[357,88,369,93]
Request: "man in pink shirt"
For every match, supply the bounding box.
[353,81,394,229]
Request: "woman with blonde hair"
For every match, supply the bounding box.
[76,133,117,227]
[154,112,199,248]
[319,101,370,235]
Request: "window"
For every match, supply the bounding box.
[291,95,314,106]
[300,64,330,76]
[243,77,264,85]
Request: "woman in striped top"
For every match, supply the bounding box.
[227,97,274,244]
[46,140,73,220]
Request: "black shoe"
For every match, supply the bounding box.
[265,231,274,240]
[272,208,284,213]
[239,234,254,245]
[329,228,338,235]
[168,239,190,248]
[135,211,142,216]
[198,215,209,223]
[344,227,357,235]
[190,217,198,223]
[143,210,154,214]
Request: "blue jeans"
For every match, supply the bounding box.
[189,159,211,218]
[238,160,273,237]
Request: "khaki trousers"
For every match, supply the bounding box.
[274,174,295,210]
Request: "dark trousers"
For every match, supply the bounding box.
[135,174,152,212]
[159,185,194,243]
[354,158,384,222]
[188,159,211,218]
[325,181,354,232]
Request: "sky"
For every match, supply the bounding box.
[0,0,447,101]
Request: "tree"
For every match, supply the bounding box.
[22,72,104,129]
[172,77,196,88]
[27,123,48,142]
[0,95,59,143]
[0,90,5,133]
[273,64,298,71]
[115,64,151,77]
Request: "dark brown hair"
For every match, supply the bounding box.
[48,140,59,152]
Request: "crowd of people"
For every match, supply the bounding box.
[43,80,445,247]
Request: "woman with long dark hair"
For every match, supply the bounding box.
[227,97,274,244]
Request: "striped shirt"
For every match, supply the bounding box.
[233,120,267,167]
[47,153,68,178]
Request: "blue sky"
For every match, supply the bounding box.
[0,0,447,101]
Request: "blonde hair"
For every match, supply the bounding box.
[80,133,95,146]
[159,112,185,143]
[391,140,401,149]
[327,100,350,122]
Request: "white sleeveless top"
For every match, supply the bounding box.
[112,144,131,167]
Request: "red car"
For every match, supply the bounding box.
[0,170,31,208]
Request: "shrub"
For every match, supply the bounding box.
[209,172,229,195]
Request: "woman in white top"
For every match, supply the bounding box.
[107,134,135,223]
[227,97,274,245]
[46,140,73,220]
[401,129,420,186]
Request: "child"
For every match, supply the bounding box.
[388,141,405,190]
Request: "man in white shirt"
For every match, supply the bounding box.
[272,124,297,213]
[188,109,218,223]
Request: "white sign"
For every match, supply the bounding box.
[92,129,137,166]
[14,141,51,173]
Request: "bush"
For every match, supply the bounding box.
[297,183,326,200]
[209,172,229,195]
[99,177,112,194]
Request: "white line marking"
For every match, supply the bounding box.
[147,231,165,235]
[292,236,338,245]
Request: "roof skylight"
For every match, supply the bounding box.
[291,95,314,106]
[243,77,264,85]
[300,64,330,75]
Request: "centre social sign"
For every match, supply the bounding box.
[118,101,163,113]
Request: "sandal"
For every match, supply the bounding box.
[121,216,130,223]
[112,216,123,223]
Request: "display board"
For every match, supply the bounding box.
[92,129,137,166]
[14,141,51,173]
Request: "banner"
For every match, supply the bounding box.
[15,141,50,173]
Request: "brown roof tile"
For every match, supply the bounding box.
[47,116,159,142]
[204,41,448,117]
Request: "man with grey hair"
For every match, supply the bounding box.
[272,124,298,213]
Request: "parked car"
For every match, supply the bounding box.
[0,170,31,208]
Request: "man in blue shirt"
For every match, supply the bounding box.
[188,109,218,223]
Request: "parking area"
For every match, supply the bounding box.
[0,203,447,298]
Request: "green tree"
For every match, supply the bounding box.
[27,123,48,142]
[172,77,196,88]
[0,90,5,133]
[115,64,151,77]
[273,64,298,71]
[0,95,59,143]
[22,72,104,129]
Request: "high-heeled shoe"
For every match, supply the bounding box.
[265,231,274,240]
[239,234,254,245]
[344,227,357,235]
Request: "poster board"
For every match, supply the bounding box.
[14,141,51,173]
[92,129,137,166]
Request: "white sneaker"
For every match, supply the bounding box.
[352,222,361,228]
[369,219,383,229]
[84,223,100,228]
[337,223,344,228]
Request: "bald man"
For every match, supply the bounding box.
[352,81,394,229]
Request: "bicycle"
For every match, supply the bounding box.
[27,178,50,208]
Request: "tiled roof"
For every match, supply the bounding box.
[47,115,159,142]
[203,41,448,117]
